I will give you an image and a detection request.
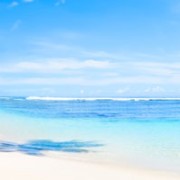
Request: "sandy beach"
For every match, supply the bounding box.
[0,152,179,180]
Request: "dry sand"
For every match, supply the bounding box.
[0,152,179,180]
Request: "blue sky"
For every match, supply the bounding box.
[0,0,180,97]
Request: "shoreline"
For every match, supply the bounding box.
[0,152,179,180]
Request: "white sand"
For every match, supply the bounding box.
[0,152,179,180]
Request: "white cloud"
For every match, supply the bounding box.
[116,88,129,94]
[145,86,165,93]
[0,60,180,88]
[17,59,112,71]
[171,2,180,14]
[9,1,19,8]
[61,0,66,4]
[80,89,85,94]
[23,0,34,3]
[0,59,113,73]
[0,76,173,87]
[8,0,34,8]
[123,61,180,77]
[32,40,127,60]
[81,50,119,59]
[11,20,22,31]
[32,41,74,52]
[0,77,84,85]
[55,0,66,6]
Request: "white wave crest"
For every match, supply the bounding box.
[26,96,180,101]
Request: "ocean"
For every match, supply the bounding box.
[0,97,180,172]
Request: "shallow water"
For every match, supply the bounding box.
[0,97,180,172]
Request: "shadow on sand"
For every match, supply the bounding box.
[0,140,103,156]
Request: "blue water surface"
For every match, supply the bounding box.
[0,97,180,171]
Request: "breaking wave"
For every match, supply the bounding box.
[26,96,180,101]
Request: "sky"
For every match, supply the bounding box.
[0,0,180,97]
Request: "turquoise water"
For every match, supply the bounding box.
[0,97,180,171]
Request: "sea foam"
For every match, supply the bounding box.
[26,96,180,101]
